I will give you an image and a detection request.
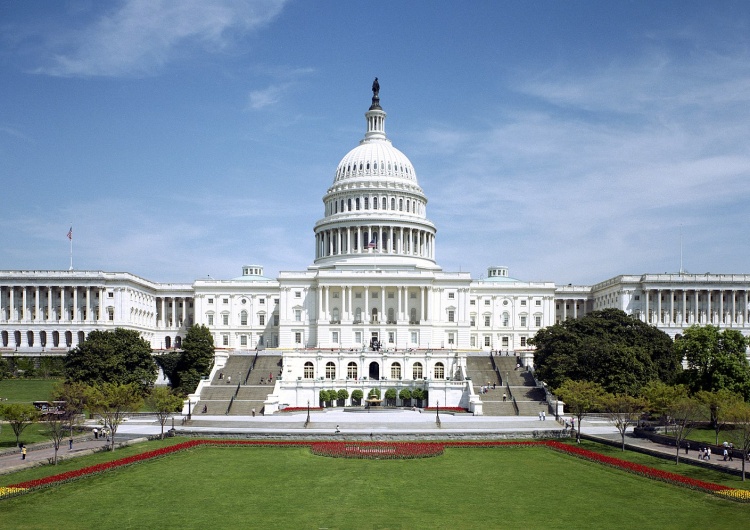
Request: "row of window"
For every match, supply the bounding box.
[326,195,423,216]
[303,361,443,380]
[468,314,543,327]
[470,335,528,348]
[206,312,278,327]
[470,299,542,306]
[207,297,278,305]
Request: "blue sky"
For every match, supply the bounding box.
[2,1,749,285]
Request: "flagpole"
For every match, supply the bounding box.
[68,225,73,270]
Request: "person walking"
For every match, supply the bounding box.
[21,445,26,460]
[69,438,73,450]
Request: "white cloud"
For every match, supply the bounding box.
[36,0,288,77]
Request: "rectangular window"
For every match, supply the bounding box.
[223,298,228,304]
[222,314,229,326]
[448,333,454,345]
[355,331,362,344]
[240,335,247,346]
[295,309,301,322]
[208,314,214,325]
[388,332,395,343]
[274,314,279,326]
[240,313,248,326]
[535,316,542,327]
[634,295,640,301]
[502,336,509,347]
[222,335,229,346]
[520,336,527,347]
[471,336,476,347]
[108,292,114,298]
[485,300,490,306]
[260,298,265,305]
[520,316,527,327]
[410,331,418,344]
[484,336,491,347]
[274,299,279,305]
[259,314,265,326]
[332,331,339,343]
[470,299,476,305]
[536,300,541,306]
[294,332,302,344]
[448,310,455,322]
[448,292,455,299]
[208,298,214,304]
[388,292,394,299]
[470,317,476,327]
[484,316,491,327]
[521,300,527,306]
[295,292,301,298]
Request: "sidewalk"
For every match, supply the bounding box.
[0,432,147,475]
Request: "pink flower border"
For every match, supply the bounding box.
[1,440,746,502]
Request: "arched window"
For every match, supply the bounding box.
[382,197,386,209]
[326,362,336,379]
[399,198,403,211]
[304,362,314,379]
[371,307,378,323]
[240,310,247,326]
[165,336,171,349]
[347,362,358,379]
[413,362,423,379]
[391,198,395,210]
[502,312,510,326]
[434,362,445,379]
[391,362,401,379]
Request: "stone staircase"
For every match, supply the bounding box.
[466,354,547,416]
[195,354,282,415]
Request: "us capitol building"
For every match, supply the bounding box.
[2,83,749,410]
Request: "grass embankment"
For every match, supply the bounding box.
[0,378,58,403]
[1,439,750,529]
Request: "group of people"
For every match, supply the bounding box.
[538,411,547,421]
[93,427,110,441]
[479,381,496,394]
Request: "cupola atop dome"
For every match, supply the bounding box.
[333,79,419,185]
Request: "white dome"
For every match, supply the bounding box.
[334,141,418,184]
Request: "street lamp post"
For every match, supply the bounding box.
[187,400,192,421]
[435,400,441,427]
[305,399,310,427]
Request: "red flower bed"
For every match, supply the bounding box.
[311,441,444,459]
[423,407,468,413]
[280,407,324,413]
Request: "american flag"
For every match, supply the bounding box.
[367,236,377,248]
[67,227,72,240]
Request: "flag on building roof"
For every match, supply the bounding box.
[67,227,72,240]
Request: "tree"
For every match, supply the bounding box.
[384,388,397,407]
[531,309,680,394]
[555,380,605,443]
[399,388,412,407]
[336,389,349,407]
[726,400,750,481]
[601,393,647,451]
[695,388,742,445]
[411,388,425,408]
[147,386,184,440]
[351,389,364,406]
[43,409,72,465]
[176,325,215,393]
[86,383,143,451]
[667,395,705,465]
[64,328,157,393]
[676,326,750,399]
[0,403,40,447]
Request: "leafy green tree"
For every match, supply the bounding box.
[368,388,381,400]
[601,393,647,451]
[411,387,425,407]
[695,389,743,445]
[147,386,184,440]
[43,410,71,465]
[0,357,9,380]
[531,309,680,394]
[177,325,215,391]
[337,388,349,406]
[676,326,750,398]
[555,379,605,443]
[399,388,412,406]
[64,328,157,393]
[351,389,364,406]
[86,383,143,451]
[384,388,397,406]
[0,403,39,447]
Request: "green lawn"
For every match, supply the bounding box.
[0,378,59,403]
[2,441,750,529]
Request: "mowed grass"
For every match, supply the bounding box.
[0,378,58,403]
[2,443,750,529]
